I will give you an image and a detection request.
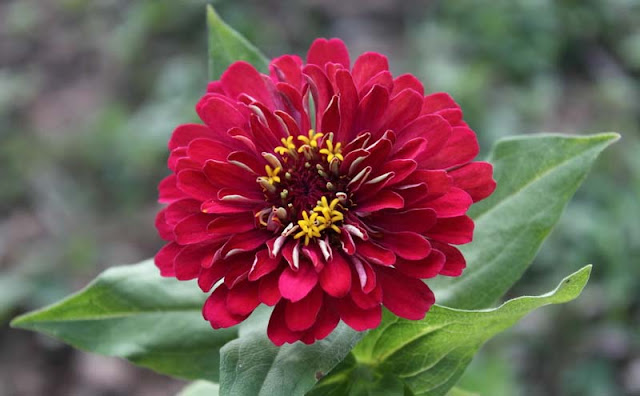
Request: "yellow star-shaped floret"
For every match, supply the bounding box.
[297,129,324,152]
[264,165,281,185]
[294,211,322,245]
[319,139,344,163]
[275,136,296,156]
[313,196,343,233]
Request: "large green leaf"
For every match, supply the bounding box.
[206,5,269,80]
[178,381,220,396]
[10,260,236,382]
[10,259,363,390]
[308,265,592,396]
[430,133,619,309]
[219,312,363,396]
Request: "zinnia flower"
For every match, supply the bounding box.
[155,38,496,345]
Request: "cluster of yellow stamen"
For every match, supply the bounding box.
[263,129,347,245]
[293,197,344,245]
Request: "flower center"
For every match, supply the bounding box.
[256,130,347,245]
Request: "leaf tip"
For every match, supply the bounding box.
[206,4,220,26]
[592,132,621,145]
[9,313,31,329]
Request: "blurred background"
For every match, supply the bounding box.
[1,0,638,395]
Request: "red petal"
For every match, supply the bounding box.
[307,38,350,69]
[403,170,452,201]
[319,254,352,298]
[267,301,300,346]
[259,271,282,306]
[449,162,496,202]
[221,61,274,109]
[227,151,263,175]
[393,137,428,161]
[378,267,435,320]
[173,213,214,244]
[353,256,377,293]
[335,70,358,143]
[394,251,446,279]
[369,208,437,233]
[226,281,260,316]
[355,190,404,213]
[352,52,389,88]
[336,296,381,331]
[249,250,281,281]
[270,54,304,88]
[421,126,479,170]
[435,108,463,126]
[377,231,431,261]
[359,136,393,172]
[380,159,417,187]
[176,170,219,201]
[220,229,270,258]
[187,138,232,165]
[380,88,423,132]
[302,244,323,271]
[392,74,425,97]
[285,286,324,331]
[358,71,393,100]
[169,124,211,150]
[426,216,474,245]
[155,242,180,276]
[174,244,208,280]
[203,160,254,189]
[320,95,340,135]
[222,254,253,288]
[355,240,395,266]
[393,183,429,207]
[164,199,201,225]
[424,187,473,218]
[155,209,173,241]
[432,241,467,277]
[350,279,382,310]
[355,85,389,135]
[200,199,254,215]
[306,300,340,342]
[158,174,185,203]
[397,115,451,159]
[207,213,256,235]
[340,230,356,255]
[196,94,247,134]
[303,64,334,122]
[203,286,248,328]
[279,263,318,302]
[421,92,460,115]
[198,262,227,292]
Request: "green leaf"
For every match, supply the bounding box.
[178,381,220,396]
[219,311,363,396]
[445,388,479,396]
[430,133,619,309]
[11,260,237,382]
[308,266,592,396]
[11,260,363,390]
[206,5,269,80]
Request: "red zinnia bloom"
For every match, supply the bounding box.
[155,38,496,345]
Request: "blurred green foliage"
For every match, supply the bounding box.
[1,0,638,395]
